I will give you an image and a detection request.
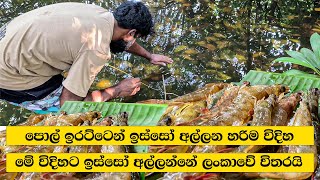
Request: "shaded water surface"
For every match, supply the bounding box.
[0,0,319,122]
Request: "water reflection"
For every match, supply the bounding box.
[0,0,319,121]
[0,101,32,125]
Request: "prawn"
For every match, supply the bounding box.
[89,112,133,180]
[246,91,317,179]
[169,83,227,103]
[209,84,287,126]
[233,94,276,153]
[272,93,301,126]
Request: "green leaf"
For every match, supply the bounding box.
[240,70,320,92]
[300,48,320,69]
[282,69,319,78]
[274,57,318,72]
[59,102,168,126]
[59,102,168,153]
[310,33,320,59]
[140,172,145,180]
[286,50,313,65]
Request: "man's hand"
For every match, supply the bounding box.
[114,78,142,98]
[150,54,173,66]
[60,78,142,106]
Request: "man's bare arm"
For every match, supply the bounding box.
[126,41,152,60]
[126,42,173,66]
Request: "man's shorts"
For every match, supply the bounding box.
[0,74,64,113]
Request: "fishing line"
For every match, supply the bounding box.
[162,74,167,100]
[105,63,163,92]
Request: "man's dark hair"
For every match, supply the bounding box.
[113,1,154,38]
[110,40,126,54]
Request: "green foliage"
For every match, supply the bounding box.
[0,100,32,125]
[240,70,320,92]
[274,33,320,75]
[59,101,168,126]
[60,101,168,153]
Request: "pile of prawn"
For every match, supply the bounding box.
[0,82,318,180]
[0,111,139,180]
[142,82,320,180]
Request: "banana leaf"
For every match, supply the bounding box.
[311,33,320,60]
[59,101,168,153]
[239,70,320,92]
